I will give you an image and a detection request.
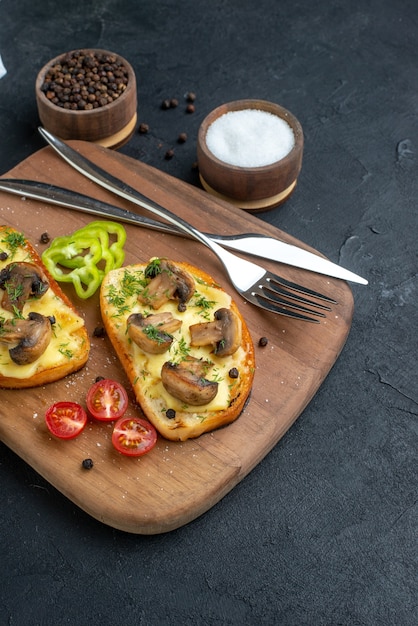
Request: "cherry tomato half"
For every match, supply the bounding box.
[86,378,129,421]
[45,401,87,440]
[112,416,157,457]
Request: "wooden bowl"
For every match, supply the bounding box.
[197,99,304,211]
[35,49,137,149]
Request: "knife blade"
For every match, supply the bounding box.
[0,176,368,286]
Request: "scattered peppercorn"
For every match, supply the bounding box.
[186,91,196,102]
[191,161,199,171]
[258,336,268,347]
[161,99,171,110]
[177,132,187,143]
[40,50,129,111]
[229,367,239,379]
[82,458,94,470]
[170,98,179,108]
[39,232,50,244]
[0,251,8,261]
[166,408,176,419]
[165,149,174,160]
[138,122,149,134]
[95,375,105,382]
[93,325,106,338]
[186,103,195,114]
[177,302,187,312]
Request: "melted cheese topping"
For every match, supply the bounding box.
[0,242,87,379]
[102,265,250,413]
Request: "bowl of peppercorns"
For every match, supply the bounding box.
[35,49,137,149]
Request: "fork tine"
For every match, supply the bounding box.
[248,269,337,322]
[266,275,337,305]
[259,288,328,317]
[262,282,332,312]
[252,293,323,323]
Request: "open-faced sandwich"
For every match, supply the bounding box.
[0,225,90,388]
[100,258,255,441]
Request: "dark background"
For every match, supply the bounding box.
[1,1,417,624]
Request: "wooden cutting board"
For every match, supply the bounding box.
[0,142,354,534]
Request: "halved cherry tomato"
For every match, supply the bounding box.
[45,401,87,440]
[112,416,157,457]
[86,378,129,421]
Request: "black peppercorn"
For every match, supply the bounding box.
[186,103,195,114]
[82,458,94,470]
[95,375,105,382]
[166,408,176,419]
[258,336,268,347]
[161,99,171,110]
[138,122,149,134]
[93,325,106,338]
[40,232,50,244]
[165,149,174,160]
[170,98,179,108]
[186,91,196,102]
[0,251,8,261]
[229,367,239,379]
[177,132,187,144]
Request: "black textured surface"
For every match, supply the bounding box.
[1,1,417,625]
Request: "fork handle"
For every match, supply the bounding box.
[39,128,224,258]
[39,128,270,292]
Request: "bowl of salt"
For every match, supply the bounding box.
[197,99,303,211]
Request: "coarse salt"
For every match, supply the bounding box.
[205,109,295,168]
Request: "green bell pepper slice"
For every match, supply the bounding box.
[41,220,127,299]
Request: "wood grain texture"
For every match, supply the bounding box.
[0,142,354,534]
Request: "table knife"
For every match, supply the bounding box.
[0,177,368,285]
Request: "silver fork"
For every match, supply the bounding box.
[39,127,336,323]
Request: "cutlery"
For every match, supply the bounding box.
[36,127,339,322]
[0,179,367,285]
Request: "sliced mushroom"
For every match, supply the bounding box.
[138,260,195,309]
[127,311,182,354]
[189,307,242,356]
[161,356,218,405]
[0,262,49,313]
[0,312,53,365]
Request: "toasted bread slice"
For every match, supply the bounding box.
[100,259,255,441]
[0,225,90,388]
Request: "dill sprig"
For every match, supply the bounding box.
[1,230,26,259]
